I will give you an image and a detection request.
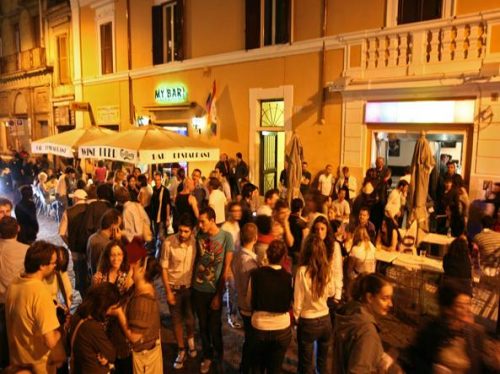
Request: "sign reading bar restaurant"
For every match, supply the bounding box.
[154,83,188,105]
[32,143,74,158]
[141,149,219,163]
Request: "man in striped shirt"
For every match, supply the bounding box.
[473,215,500,272]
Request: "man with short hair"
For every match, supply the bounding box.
[231,222,258,374]
[318,164,334,204]
[332,187,351,224]
[86,208,122,276]
[6,241,63,373]
[207,177,227,225]
[355,207,377,244]
[473,215,500,273]
[55,166,76,212]
[192,168,208,209]
[385,180,409,222]
[161,214,197,369]
[335,166,358,201]
[289,199,308,264]
[273,199,294,248]
[0,217,29,368]
[59,188,88,295]
[256,188,279,217]
[235,152,249,190]
[0,198,12,220]
[192,207,234,373]
[150,171,171,252]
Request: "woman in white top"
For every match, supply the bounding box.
[294,235,335,374]
[349,227,377,279]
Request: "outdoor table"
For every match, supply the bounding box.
[420,233,455,256]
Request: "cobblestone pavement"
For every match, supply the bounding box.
[37,213,416,373]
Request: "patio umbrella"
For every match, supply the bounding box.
[31,126,117,158]
[407,132,435,237]
[285,133,304,204]
[78,124,219,164]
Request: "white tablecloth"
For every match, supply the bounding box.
[375,250,443,273]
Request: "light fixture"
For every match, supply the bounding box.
[137,115,150,126]
[192,116,206,134]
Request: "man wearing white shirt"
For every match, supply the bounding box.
[332,187,351,224]
[318,165,334,204]
[335,166,358,201]
[0,217,29,368]
[208,177,227,225]
[231,223,258,374]
[161,215,197,369]
[256,189,279,217]
[385,180,409,223]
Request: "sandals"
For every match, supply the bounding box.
[173,350,186,370]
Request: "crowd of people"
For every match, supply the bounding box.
[0,150,498,374]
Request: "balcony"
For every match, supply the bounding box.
[341,10,500,84]
[0,47,47,76]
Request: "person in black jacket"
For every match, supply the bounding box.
[14,186,38,244]
[251,240,293,373]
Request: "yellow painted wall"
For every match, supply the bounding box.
[125,51,343,178]
[294,0,322,41]
[328,0,385,36]
[456,0,500,15]
[80,6,98,78]
[130,0,153,69]
[115,0,128,72]
[185,0,245,58]
[490,24,500,53]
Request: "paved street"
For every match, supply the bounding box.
[36,213,415,373]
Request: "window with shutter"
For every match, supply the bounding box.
[246,0,291,50]
[398,0,442,25]
[100,22,113,74]
[152,0,184,65]
[57,34,70,84]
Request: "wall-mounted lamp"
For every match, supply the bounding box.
[137,115,150,126]
[192,116,207,134]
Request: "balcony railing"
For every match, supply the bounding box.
[342,10,500,81]
[0,47,47,75]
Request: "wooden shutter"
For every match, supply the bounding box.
[275,0,291,44]
[152,5,163,65]
[174,0,184,61]
[245,0,261,50]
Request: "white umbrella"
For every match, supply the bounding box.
[31,127,117,158]
[78,124,219,164]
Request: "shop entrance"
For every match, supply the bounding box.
[368,125,472,187]
[258,99,285,194]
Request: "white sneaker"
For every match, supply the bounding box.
[173,350,186,370]
[200,359,212,374]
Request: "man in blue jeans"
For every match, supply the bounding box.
[192,207,234,374]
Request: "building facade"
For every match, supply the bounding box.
[0,0,74,154]
[4,0,499,200]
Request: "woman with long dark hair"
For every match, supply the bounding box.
[93,241,133,295]
[334,273,398,373]
[311,216,343,302]
[376,216,400,252]
[294,235,334,373]
[69,283,121,374]
[443,237,472,287]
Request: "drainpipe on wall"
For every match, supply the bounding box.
[318,0,327,125]
[38,0,44,47]
[126,0,134,125]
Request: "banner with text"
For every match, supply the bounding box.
[79,146,138,163]
[32,143,74,158]
[140,149,219,163]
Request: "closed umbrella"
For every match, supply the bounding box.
[78,124,219,164]
[285,133,304,205]
[31,127,117,157]
[407,132,435,240]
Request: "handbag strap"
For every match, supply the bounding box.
[70,318,87,356]
[55,271,69,309]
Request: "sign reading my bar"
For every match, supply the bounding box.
[79,146,138,163]
[154,83,188,105]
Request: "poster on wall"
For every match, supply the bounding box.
[388,139,400,157]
